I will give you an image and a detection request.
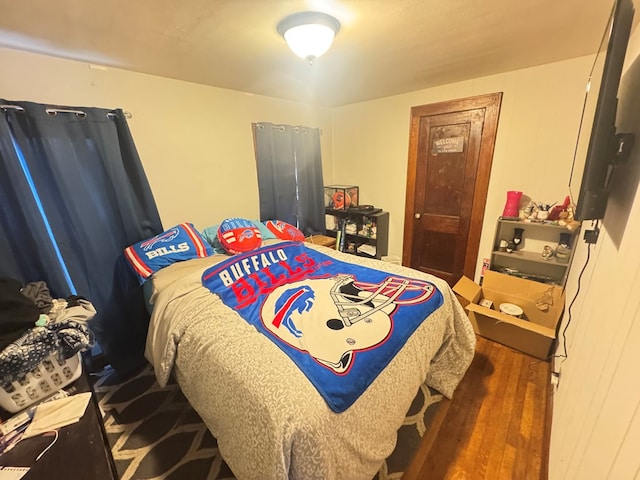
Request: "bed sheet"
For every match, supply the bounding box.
[145,243,475,480]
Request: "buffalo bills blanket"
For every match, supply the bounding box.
[202,241,443,412]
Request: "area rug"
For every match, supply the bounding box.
[92,364,442,480]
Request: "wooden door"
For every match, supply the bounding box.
[402,93,502,286]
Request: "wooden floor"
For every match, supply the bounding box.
[403,336,552,480]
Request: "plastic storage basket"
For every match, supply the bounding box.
[0,353,82,413]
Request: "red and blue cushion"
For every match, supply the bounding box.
[124,223,213,284]
[217,218,263,255]
[264,220,305,242]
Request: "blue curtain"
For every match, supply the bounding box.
[253,123,325,235]
[0,100,163,376]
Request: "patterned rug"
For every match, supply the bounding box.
[92,364,442,480]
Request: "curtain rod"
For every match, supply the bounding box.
[46,108,87,118]
[0,104,133,119]
[0,104,24,112]
[255,123,323,135]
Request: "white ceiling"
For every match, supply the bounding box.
[0,0,627,107]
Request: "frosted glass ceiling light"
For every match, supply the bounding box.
[277,12,340,64]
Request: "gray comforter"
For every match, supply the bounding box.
[145,243,475,480]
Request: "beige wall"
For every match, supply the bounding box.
[0,47,333,232]
[331,56,593,279]
[1,46,594,281]
[549,17,640,479]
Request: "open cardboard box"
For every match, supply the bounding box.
[453,271,564,360]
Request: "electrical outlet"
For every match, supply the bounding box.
[584,228,599,244]
[552,355,561,375]
[550,372,560,392]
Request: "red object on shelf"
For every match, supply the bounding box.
[548,195,571,221]
[502,191,522,218]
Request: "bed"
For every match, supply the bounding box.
[143,239,475,480]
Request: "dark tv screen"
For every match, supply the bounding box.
[571,0,635,221]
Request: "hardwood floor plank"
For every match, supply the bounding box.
[484,343,529,480]
[462,341,510,479]
[498,443,517,479]
[473,349,524,479]
[504,349,541,480]
[413,337,493,479]
[512,380,536,479]
[526,359,550,479]
[405,336,551,480]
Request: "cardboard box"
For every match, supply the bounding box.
[453,271,564,360]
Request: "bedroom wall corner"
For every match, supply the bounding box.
[330,56,593,280]
[0,47,333,232]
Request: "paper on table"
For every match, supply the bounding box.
[0,466,30,479]
[356,244,377,256]
[22,392,92,439]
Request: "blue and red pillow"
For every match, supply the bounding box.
[264,220,305,242]
[124,223,213,284]
[200,218,305,256]
[217,218,263,255]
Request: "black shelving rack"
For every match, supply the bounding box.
[324,208,389,259]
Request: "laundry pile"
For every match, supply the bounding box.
[0,278,95,386]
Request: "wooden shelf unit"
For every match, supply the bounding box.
[489,218,579,286]
[325,208,389,259]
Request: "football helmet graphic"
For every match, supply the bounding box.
[261,274,435,374]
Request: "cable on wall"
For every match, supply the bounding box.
[555,219,598,365]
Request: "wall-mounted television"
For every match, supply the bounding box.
[571,0,635,221]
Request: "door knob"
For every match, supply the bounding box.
[414,213,421,219]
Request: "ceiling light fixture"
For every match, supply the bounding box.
[277,11,341,64]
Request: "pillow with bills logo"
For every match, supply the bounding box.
[124,222,213,284]
[217,217,262,255]
[264,220,305,242]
